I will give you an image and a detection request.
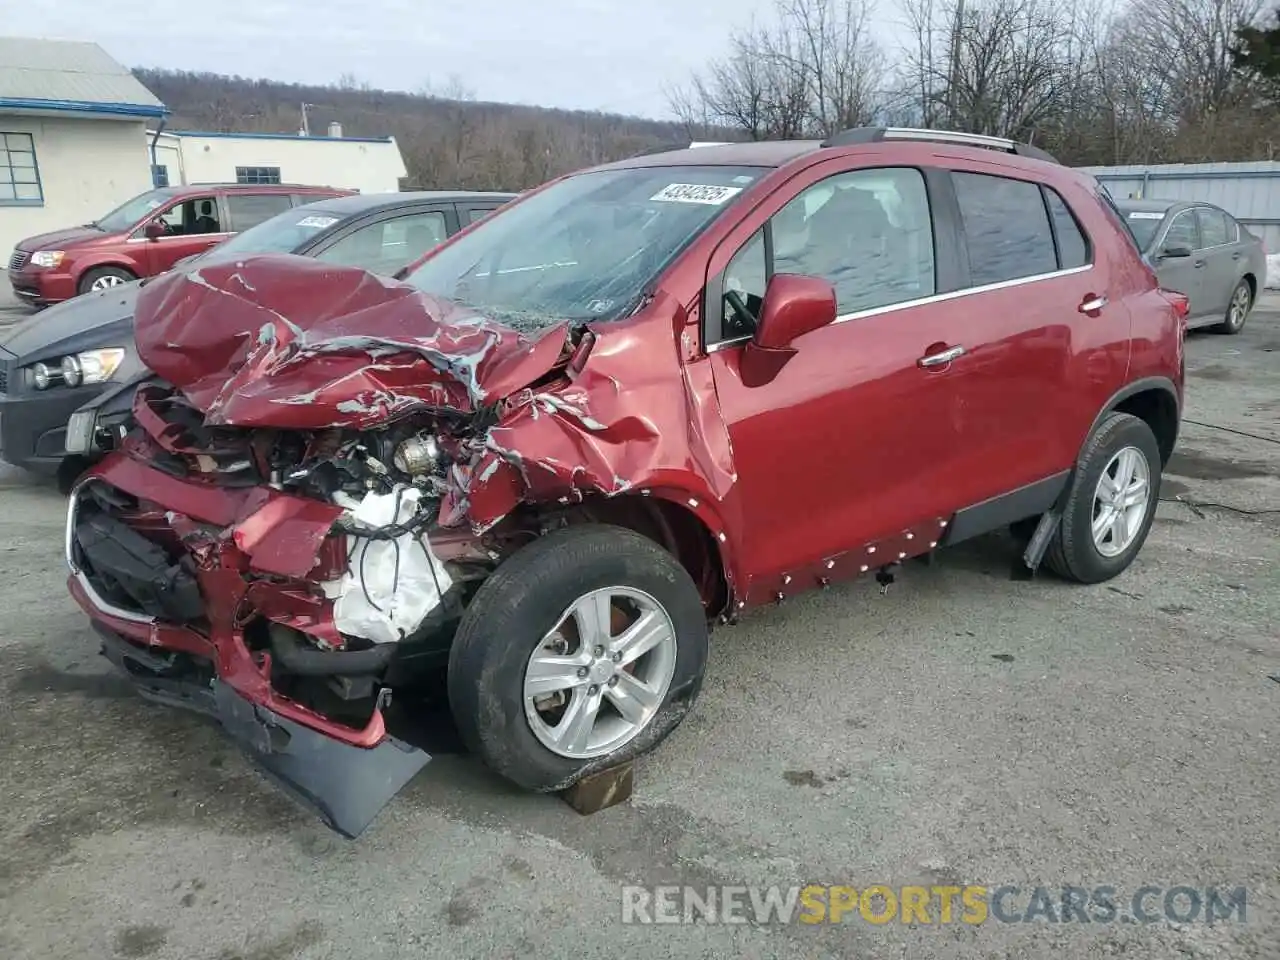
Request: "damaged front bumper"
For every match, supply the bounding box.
[65,455,434,838]
[93,623,428,837]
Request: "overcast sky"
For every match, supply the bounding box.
[8,0,911,119]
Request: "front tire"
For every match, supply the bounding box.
[1044,412,1162,584]
[1213,280,1252,334]
[447,524,709,792]
[78,266,136,296]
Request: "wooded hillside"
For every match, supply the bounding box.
[133,68,721,192]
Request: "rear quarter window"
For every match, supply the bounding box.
[1042,187,1091,269]
[1097,190,1146,254]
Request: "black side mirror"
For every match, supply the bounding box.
[1159,244,1192,259]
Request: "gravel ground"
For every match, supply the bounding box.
[1,296,1277,960]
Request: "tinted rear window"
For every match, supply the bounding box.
[1043,188,1090,269]
[954,172,1058,286]
[1196,207,1231,246]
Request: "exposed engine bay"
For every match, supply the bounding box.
[76,382,521,699]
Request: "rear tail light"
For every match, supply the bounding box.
[1157,288,1190,337]
[1158,288,1190,322]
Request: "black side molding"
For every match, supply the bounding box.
[941,471,1072,546]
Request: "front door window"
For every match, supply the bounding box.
[146,196,221,237]
[715,167,936,344]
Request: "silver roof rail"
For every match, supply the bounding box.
[820,126,1057,164]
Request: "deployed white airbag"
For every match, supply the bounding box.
[320,486,453,645]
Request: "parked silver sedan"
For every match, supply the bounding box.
[1115,198,1267,334]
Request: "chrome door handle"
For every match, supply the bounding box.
[918,345,965,367]
[1079,295,1108,313]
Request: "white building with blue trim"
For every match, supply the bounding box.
[149,126,407,197]
[0,36,164,257]
[1,36,408,259]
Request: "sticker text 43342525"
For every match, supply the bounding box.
[650,183,744,205]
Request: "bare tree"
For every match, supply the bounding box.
[896,0,1078,139]
[663,80,720,141]
[666,0,886,139]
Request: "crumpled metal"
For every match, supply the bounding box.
[133,255,572,430]
[133,257,740,555]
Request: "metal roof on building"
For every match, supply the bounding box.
[0,36,166,118]
[1079,160,1280,250]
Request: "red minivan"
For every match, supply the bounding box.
[8,182,353,305]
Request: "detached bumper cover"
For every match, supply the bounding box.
[67,454,433,837]
[96,624,430,838]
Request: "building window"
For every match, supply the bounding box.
[152,164,170,188]
[236,166,282,185]
[1,132,42,206]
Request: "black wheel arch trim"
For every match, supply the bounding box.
[1053,374,1180,520]
[1082,376,1181,464]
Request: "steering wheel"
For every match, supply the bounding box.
[724,288,756,336]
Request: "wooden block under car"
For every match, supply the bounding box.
[560,762,635,815]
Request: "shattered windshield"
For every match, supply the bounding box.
[402,164,767,332]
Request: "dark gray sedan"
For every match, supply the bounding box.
[1115,198,1267,334]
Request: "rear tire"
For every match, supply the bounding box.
[1044,412,1162,584]
[1213,280,1251,334]
[78,266,135,296]
[447,524,708,792]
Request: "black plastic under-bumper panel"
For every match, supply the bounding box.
[211,681,430,838]
[96,627,430,838]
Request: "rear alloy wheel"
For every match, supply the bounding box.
[1045,412,1162,583]
[78,266,135,296]
[448,524,708,792]
[1214,280,1252,334]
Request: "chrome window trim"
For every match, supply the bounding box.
[705,263,1094,353]
[1152,205,1240,253]
[1190,206,1237,251]
[127,231,232,245]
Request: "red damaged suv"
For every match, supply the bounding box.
[63,128,1187,835]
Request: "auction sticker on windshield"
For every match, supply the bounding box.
[297,216,341,229]
[1128,212,1165,220]
[651,184,744,205]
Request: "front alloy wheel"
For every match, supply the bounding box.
[524,586,678,759]
[448,524,709,792]
[90,273,126,291]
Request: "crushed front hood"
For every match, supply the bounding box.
[132,255,572,429]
